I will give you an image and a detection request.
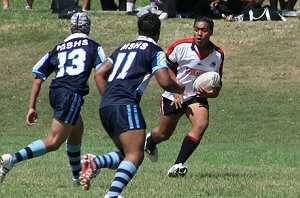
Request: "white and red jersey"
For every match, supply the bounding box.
[162,38,224,101]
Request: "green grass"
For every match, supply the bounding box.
[0,0,300,197]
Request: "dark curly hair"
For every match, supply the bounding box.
[138,12,161,38]
[194,16,214,33]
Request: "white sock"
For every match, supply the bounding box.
[126,2,134,12]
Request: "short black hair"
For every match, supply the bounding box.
[194,16,214,33]
[138,13,161,37]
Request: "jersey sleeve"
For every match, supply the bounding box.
[214,45,224,77]
[151,50,168,74]
[94,46,106,70]
[166,38,193,65]
[32,50,56,80]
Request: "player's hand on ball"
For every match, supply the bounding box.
[196,85,220,98]
[27,108,38,126]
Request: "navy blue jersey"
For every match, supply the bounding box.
[32,33,106,96]
[100,36,168,108]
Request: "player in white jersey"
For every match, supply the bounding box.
[145,16,224,177]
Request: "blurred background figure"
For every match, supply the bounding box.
[2,0,34,10]
[82,0,126,11]
[270,0,298,17]
[270,0,297,10]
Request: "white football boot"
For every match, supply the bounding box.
[144,133,158,162]
[0,154,14,182]
[167,163,188,177]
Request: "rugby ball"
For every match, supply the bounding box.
[193,71,221,91]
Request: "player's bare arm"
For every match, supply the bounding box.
[94,59,113,96]
[154,68,185,94]
[27,75,43,126]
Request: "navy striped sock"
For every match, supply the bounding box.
[94,152,123,170]
[107,160,137,198]
[12,140,47,165]
[66,144,81,178]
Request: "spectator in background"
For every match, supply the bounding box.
[126,0,161,15]
[158,0,214,18]
[270,0,297,10]
[136,0,163,10]
[175,0,213,18]
[81,0,160,14]
[126,0,136,14]
[211,0,264,21]
[2,0,34,10]
[82,0,126,11]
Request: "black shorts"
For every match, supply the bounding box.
[161,96,209,115]
[99,105,146,138]
[49,87,84,126]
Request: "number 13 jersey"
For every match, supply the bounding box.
[32,33,106,96]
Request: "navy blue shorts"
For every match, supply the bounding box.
[161,96,209,115]
[49,87,84,126]
[99,105,146,138]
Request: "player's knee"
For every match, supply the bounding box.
[45,139,63,151]
[157,133,172,141]
[196,120,209,131]
[125,152,144,167]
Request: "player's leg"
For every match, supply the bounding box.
[168,103,209,177]
[105,129,144,197]
[80,105,134,192]
[145,97,184,161]
[80,151,124,191]
[0,118,73,182]
[66,115,84,185]
[144,113,182,161]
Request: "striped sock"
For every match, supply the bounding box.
[12,140,47,165]
[66,144,81,178]
[107,160,137,198]
[94,152,123,170]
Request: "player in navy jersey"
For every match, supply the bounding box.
[0,12,106,185]
[145,16,224,177]
[79,13,185,198]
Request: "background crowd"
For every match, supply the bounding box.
[2,0,299,20]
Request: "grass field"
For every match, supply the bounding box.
[0,0,300,197]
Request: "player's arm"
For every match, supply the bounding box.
[154,68,185,94]
[94,59,113,96]
[27,75,43,126]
